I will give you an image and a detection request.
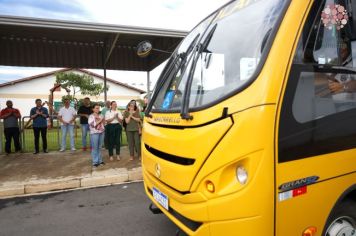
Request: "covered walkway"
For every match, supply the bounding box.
[0,15,187,71]
[0,15,187,99]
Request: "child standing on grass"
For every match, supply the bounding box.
[88,104,105,167]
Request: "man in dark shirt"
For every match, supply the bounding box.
[30,98,49,154]
[78,97,93,151]
[0,100,21,154]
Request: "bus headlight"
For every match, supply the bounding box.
[236,166,248,185]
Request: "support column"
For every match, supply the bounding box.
[104,67,107,102]
[102,41,107,102]
[102,33,119,103]
[146,71,150,102]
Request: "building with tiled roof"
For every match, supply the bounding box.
[0,68,145,115]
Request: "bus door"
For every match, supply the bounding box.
[277,0,356,235]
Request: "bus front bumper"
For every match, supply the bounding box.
[143,169,263,236]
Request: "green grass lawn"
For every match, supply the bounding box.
[2,127,128,153]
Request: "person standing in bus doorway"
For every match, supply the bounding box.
[58,98,77,152]
[78,97,92,151]
[0,100,21,155]
[101,100,111,149]
[105,101,123,161]
[123,100,141,161]
[30,98,49,154]
[328,41,355,93]
[88,104,105,167]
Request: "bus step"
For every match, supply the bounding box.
[149,203,163,214]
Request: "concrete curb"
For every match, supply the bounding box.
[0,185,25,197]
[81,173,129,187]
[25,179,81,194]
[0,167,142,198]
[128,167,143,181]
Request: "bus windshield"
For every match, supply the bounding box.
[151,0,288,114]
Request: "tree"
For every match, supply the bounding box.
[55,72,108,105]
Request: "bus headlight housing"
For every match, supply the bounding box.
[236,166,248,185]
[205,180,215,193]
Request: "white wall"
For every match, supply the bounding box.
[0,69,143,115]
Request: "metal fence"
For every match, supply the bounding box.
[2,116,89,153]
[21,115,60,152]
[1,116,128,154]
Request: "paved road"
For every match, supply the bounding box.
[0,182,180,236]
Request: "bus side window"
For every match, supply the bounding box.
[279,0,356,162]
[294,0,356,123]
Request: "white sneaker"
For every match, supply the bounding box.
[59,148,65,152]
[71,148,76,151]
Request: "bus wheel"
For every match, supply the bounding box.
[175,229,187,236]
[324,200,356,236]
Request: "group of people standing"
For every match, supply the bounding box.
[0,97,143,169]
[0,98,49,155]
[52,97,143,167]
[90,99,142,167]
[56,97,106,167]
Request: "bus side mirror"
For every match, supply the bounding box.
[136,40,173,58]
[137,41,153,58]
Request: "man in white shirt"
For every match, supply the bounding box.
[58,98,77,151]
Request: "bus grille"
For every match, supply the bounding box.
[145,144,195,165]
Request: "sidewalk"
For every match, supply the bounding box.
[0,146,142,198]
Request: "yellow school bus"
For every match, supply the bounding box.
[142,0,356,235]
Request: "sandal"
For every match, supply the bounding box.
[117,156,121,161]
[109,156,114,161]
[129,156,134,161]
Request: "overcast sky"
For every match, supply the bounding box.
[0,0,229,89]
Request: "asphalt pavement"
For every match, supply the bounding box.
[0,182,180,236]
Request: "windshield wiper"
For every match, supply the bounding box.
[144,54,179,117]
[145,34,201,117]
[181,34,200,61]
[199,23,217,54]
[180,24,218,120]
[174,34,201,80]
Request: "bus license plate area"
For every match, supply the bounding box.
[153,187,169,210]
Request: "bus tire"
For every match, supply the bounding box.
[323,199,356,236]
[175,229,187,236]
